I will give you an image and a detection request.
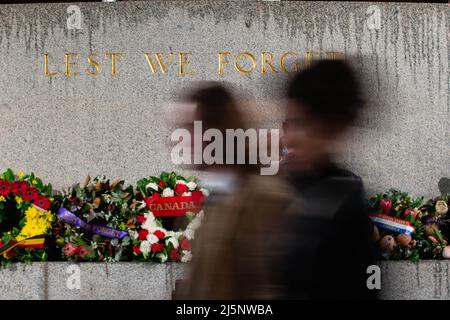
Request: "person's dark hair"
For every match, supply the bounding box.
[286,59,363,123]
[187,83,245,133]
[184,82,258,173]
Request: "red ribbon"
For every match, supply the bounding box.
[144,193,205,217]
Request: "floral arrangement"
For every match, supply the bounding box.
[54,176,143,262]
[0,169,55,263]
[131,172,209,262]
[128,209,204,263]
[369,190,450,262]
[136,171,208,211]
[53,172,209,263]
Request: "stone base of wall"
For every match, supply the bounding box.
[1,261,449,299]
[380,260,450,300]
[0,262,186,300]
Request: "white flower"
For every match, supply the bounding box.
[200,188,210,197]
[139,240,151,256]
[166,236,179,249]
[182,192,192,196]
[162,188,174,197]
[128,230,139,240]
[184,228,195,240]
[146,182,159,191]
[176,180,187,186]
[146,233,159,244]
[187,181,197,191]
[156,252,168,263]
[142,212,157,230]
[181,250,192,263]
[174,231,183,238]
[137,201,147,210]
[144,211,156,222]
[166,230,175,238]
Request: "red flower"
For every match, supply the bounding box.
[136,215,147,225]
[0,180,11,196]
[428,236,438,244]
[138,229,149,241]
[175,183,188,195]
[152,192,161,199]
[169,248,180,261]
[404,209,417,221]
[77,246,92,258]
[158,181,166,188]
[151,243,164,253]
[380,198,392,214]
[154,230,165,239]
[180,239,192,251]
[63,243,79,257]
[11,181,28,194]
[21,186,38,201]
[33,195,51,210]
[191,190,203,200]
[133,245,141,255]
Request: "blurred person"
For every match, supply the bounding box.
[173,83,296,299]
[278,59,377,299]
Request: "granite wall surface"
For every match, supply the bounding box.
[0,1,448,197]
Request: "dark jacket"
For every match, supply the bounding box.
[276,165,377,299]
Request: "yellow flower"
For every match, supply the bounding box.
[16,206,53,241]
[32,180,38,185]
[15,196,23,204]
[0,196,5,202]
[17,170,24,178]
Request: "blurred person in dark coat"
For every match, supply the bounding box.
[173,83,296,299]
[278,59,377,299]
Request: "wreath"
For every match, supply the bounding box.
[369,189,449,261]
[130,172,209,262]
[54,175,142,262]
[0,169,54,263]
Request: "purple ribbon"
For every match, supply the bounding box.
[57,207,128,239]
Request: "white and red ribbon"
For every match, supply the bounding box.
[369,213,415,235]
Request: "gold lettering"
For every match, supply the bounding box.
[64,53,79,77]
[305,51,320,67]
[325,51,343,60]
[218,52,231,75]
[144,52,174,74]
[234,52,256,74]
[280,52,299,73]
[44,53,57,76]
[86,52,100,75]
[105,52,124,76]
[261,52,277,74]
[178,52,193,75]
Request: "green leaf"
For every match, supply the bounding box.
[3,168,15,182]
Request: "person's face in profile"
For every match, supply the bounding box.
[283,100,338,173]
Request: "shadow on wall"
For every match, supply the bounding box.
[438,178,450,195]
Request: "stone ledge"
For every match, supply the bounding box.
[0,262,187,300]
[0,261,449,299]
[379,260,450,300]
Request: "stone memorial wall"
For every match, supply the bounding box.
[0,0,447,198]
